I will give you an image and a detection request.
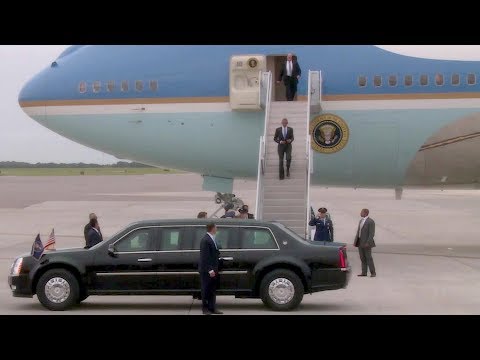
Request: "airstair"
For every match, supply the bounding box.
[255,71,322,239]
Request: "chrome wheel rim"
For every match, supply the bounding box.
[44,277,70,304]
[268,277,294,305]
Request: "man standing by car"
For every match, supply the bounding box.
[199,223,223,315]
[86,218,103,249]
[84,213,100,246]
[354,208,376,277]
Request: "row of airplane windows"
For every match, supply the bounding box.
[78,73,478,93]
[359,73,477,87]
[78,80,158,93]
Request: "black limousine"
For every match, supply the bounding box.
[8,219,351,311]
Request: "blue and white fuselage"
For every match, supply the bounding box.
[19,45,480,190]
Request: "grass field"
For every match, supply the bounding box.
[0,168,181,176]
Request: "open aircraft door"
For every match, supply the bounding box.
[229,55,266,110]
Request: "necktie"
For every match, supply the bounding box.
[288,61,292,76]
[283,127,286,139]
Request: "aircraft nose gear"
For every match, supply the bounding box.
[210,193,244,218]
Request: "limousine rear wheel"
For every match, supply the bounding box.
[260,269,304,311]
[36,269,79,311]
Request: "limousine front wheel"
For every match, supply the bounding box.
[36,269,79,311]
[260,269,304,311]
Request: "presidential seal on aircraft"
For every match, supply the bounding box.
[310,113,350,154]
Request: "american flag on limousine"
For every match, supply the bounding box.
[44,228,56,250]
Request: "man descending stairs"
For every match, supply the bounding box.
[262,101,309,237]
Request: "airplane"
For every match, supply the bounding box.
[18,45,480,206]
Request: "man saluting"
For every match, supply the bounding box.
[198,223,223,315]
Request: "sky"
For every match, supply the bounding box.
[3,45,480,164]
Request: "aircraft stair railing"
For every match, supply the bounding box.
[255,71,272,220]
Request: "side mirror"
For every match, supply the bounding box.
[108,244,117,257]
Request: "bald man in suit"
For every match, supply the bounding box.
[277,53,301,101]
[354,208,376,277]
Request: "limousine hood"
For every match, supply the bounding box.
[15,247,87,260]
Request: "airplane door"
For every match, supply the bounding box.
[229,55,266,110]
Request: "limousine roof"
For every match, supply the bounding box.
[124,218,278,228]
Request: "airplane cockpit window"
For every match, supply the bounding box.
[93,81,101,93]
[388,75,397,87]
[121,80,129,92]
[467,73,476,85]
[135,80,143,92]
[149,80,158,91]
[107,81,115,92]
[451,74,460,86]
[78,81,87,93]
[358,76,367,87]
[373,75,382,87]
[420,75,428,86]
[404,75,413,87]
[435,74,444,86]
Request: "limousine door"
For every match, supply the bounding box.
[189,226,240,292]
[155,227,199,292]
[90,227,161,292]
[224,226,281,291]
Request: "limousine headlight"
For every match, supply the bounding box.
[10,258,23,276]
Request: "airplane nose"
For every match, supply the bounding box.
[18,67,51,119]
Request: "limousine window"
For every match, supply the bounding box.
[160,228,182,251]
[115,228,155,252]
[241,228,277,249]
[191,227,236,250]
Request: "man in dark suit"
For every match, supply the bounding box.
[273,118,294,180]
[84,213,100,246]
[86,218,103,249]
[198,223,223,315]
[309,207,334,242]
[354,208,376,277]
[277,53,301,101]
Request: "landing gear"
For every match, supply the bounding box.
[210,193,244,218]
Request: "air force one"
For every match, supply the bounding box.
[18,45,480,201]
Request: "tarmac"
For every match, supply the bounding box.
[1,173,480,314]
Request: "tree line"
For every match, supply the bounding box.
[0,161,154,168]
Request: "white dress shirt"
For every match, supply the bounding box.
[283,126,287,139]
[287,61,292,76]
[358,216,369,238]
[207,232,217,249]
